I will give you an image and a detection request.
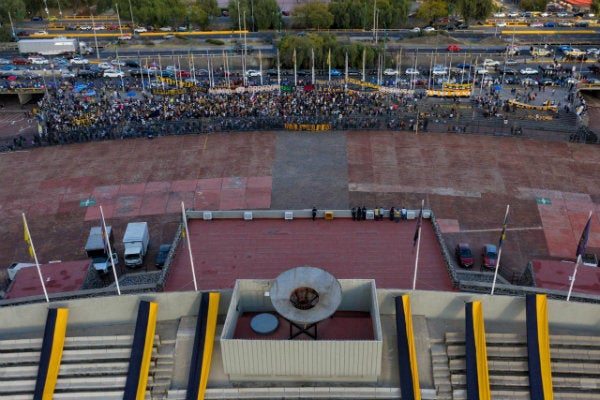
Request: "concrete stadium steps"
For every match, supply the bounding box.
[430,341,453,400]
[0,334,166,398]
[445,332,600,400]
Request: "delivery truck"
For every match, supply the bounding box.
[18,38,93,56]
[85,226,118,274]
[122,222,150,268]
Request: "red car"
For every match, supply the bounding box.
[12,57,30,65]
[447,45,461,52]
[455,243,474,268]
[177,70,191,78]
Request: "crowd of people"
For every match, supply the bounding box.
[0,66,588,150]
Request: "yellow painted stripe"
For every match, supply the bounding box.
[42,308,69,400]
[472,301,491,400]
[402,295,421,400]
[198,292,220,400]
[536,294,554,399]
[500,30,596,34]
[136,302,158,400]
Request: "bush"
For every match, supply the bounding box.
[206,38,225,45]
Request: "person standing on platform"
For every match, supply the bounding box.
[351,207,357,221]
[389,207,395,221]
[356,206,362,221]
[401,207,407,220]
[312,207,317,221]
[362,206,367,220]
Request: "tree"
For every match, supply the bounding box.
[291,0,333,29]
[453,0,493,21]
[329,0,369,29]
[415,0,447,24]
[0,0,26,22]
[188,5,209,29]
[251,0,279,30]
[592,0,600,15]
[517,0,547,12]
[197,0,220,19]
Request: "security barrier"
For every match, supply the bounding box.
[427,90,471,97]
[507,99,558,113]
[284,123,331,131]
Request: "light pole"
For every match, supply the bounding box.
[128,0,135,28]
[56,0,63,19]
[250,0,255,32]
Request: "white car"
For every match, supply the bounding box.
[28,56,49,65]
[159,26,173,32]
[70,57,89,65]
[482,59,500,68]
[496,22,507,27]
[476,68,489,75]
[92,25,105,30]
[431,65,448,75]
[245,69,261,77]
[60,69,76,78]
[508,12,519,18]
[520,67,538,75]
[34,30,48,35]
[383,68,399,76]
[493,12,506,18]
[423,26,436,32]
[405,68,419,75]
[410,27,421,33]
[79,25,92,30]
[103,69,125,78]
[98,62,112,70]
[118,35,132,40]
[540,12,550,17]
[110,59,126,67]
[134,26,147,33]
[0,58,10,64]
[530,22,544,27]
[556,12,569,17]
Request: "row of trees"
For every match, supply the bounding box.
[278,32,383,70]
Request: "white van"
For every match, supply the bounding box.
[7,262,36,280]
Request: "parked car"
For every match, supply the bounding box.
[447,45,461,52]
[481,244,498,269]
[70,57,89,65]
[520,67,539,75]
[159,26,173,32]
[383,68,399,76]
[482,59,500,68]
[455,243,474,268]
[423,26,436,32]
[134,26,147,33]
[410,27,421,33]
[544,22,556,27]
[405,68,419,75]
[0,58,11,65]
[97,62,112,70]
[330,68,342,76]
[155,244,172,268]
[28,56,49,65]
[103,69,125,78]
[12,57,30,65]
[245,69,261,77]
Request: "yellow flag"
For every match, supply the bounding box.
[23,214,34,260]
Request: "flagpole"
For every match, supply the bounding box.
[567,254,582,302]
[99,206,121,296]
[567,210,593,301]
[22,213,49,303]
[181,202,198,291]
[491,204,510,295]
[412,199,425,291]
